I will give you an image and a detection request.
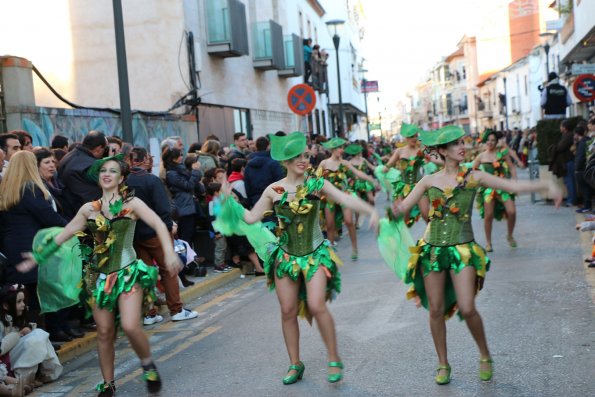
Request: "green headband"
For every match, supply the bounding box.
[481,129,497,143]
[321,137,347,150]
[425,125,465,147]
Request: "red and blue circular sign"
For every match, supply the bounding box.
[287,84,316,116]
[573,74,595,102]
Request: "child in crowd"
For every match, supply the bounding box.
[0,285,62,394]
[575,220,595,268]
[206,183,231,273]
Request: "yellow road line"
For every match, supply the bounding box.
[63,278,261,395]
[115,326,221,388]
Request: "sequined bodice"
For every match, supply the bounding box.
[423,186,476,246]
[87,217,137,274]
[274,199,324,256]
[324,164,350,190]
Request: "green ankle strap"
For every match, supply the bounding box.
[328,361,344,369]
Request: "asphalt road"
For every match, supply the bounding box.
[34,183,594,397]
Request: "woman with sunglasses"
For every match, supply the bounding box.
[214,132,379,384]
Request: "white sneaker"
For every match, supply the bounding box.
[143,314,164,326]
[171,308,199,321]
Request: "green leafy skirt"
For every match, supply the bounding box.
[83,259,158,316]
[476,187,515,221]
[404,240,490,320]
[264,241,342,324]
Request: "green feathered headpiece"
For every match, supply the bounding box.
[321,137,347,150]
[269,131,307,161]
[400,123,421,138]
[344,144,363,155]
[424,125,466,147]
[87,153,126,183]
[481,129,497,143]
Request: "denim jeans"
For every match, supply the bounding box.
[564,160,577,204]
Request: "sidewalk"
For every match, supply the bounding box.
[56,268,242,363]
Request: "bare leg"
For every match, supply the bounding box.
[419,196,430,223]
[423,271,448,376]
[324,206,336,245]
[274,273,301,375]
[342,207,357,254]
[483,200,495,248]
[118,285,152,363]
[305,268,340,375]
[92,306,117,382]
[450,267,491,365]
[248,251,264,272]
[366,191,375,205]
[503,199,517,240]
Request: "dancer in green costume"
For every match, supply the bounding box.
[215,132,379,384]
[345,143,376,204]
[384,123,429,227]
[17,156,181,397]
[472,130,518,252]
[319,137,377,261]
[388,125,561,385]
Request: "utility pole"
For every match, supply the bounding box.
[112,0,133,144]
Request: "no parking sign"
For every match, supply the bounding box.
[572,74,595,102]
[287,84,316,116]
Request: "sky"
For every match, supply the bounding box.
[360,0,505,109]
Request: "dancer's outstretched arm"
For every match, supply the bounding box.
[474,170,561,203]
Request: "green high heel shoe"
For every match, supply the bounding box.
[434,364,451,385]
[282,361,305,385]
[327,361,344,383]
[479,357,493,381]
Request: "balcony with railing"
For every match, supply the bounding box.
[253,20,284,70]
[278,34,303,77]
[205,0,249,57]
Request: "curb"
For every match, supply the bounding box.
[56,269,242,363]
[575,213,595,304]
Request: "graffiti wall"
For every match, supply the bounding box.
[19,106,198,148]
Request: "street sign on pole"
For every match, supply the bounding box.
[287,84,316,116]
[361,80,379,93]
[571,64,595,75]
[572,74,595,102]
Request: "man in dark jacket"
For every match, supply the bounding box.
[549,120,576,206]
[244,136,284,207]
[127,147,198,323]
[574,125,592,212]
[58,130,107,219]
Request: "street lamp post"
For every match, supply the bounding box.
[326,19,345,137]
[359,68,370,141]
[544,42,550,75]
[112,0,133,144]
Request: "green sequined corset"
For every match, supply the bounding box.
[275,198,324,256]
[324,164,350,190]
[87,218,137,274]
[398,154,424,184]
[423,187,476,246]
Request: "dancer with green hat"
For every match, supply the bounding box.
[214,131,379,385]
[17,155,180,396]
[383,123,428,227]
[319,137,378,261]
[472,130,518,252]
[382,125,561,385]
[345,143,376,204]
